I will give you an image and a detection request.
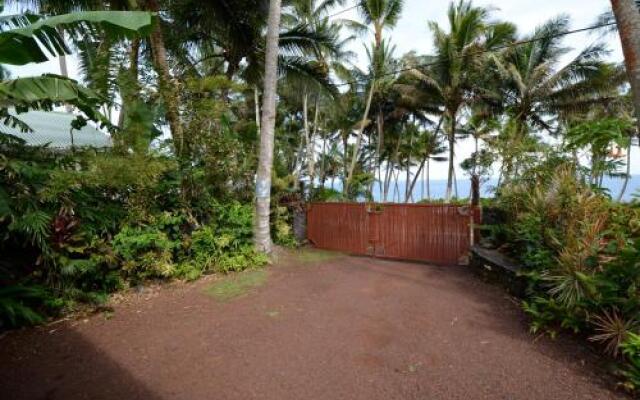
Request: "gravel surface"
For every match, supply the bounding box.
[0,252,629,399]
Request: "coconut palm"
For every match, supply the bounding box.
[254,0,282,253]
[409,1,515,201]
[356,0,404,182]
[280,0,354,191]
[490,17,625,180]
[357,0,404,47]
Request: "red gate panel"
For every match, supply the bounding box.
[306,202,480,265]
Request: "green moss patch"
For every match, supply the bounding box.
[293,248,344,265]
[204,269,268,302]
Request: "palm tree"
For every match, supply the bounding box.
[281,0,354,192]
[345,40,397,194]
[406,128,447,202]
[357,0,404,48]
[357,0,404,182]
[610,0,640,130]
[410,1,515,201]
[491,17,624,180]
[254,0,282,253]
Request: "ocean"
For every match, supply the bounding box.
[324,176,640,202]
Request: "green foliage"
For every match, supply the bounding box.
[497,165,640,390]
[621,333,640,392]
[272,205,297,247]
[0,284,46,328]
[191,201,268,273]
[112,224,178,281]
[0,139,285,327]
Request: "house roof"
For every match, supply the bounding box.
[0,110,112,149]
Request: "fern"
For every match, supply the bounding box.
[0,285,46,327]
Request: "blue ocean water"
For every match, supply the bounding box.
[324,176,640,202]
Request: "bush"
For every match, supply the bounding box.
[497,165,640,390]
[112,225,178,281]
[190,201,269,273]
[0,140,286,328]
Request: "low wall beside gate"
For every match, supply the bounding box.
[306,202,481,265]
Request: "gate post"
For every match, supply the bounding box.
[366,204,383,257]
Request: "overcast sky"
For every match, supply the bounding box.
[6,0,635,183]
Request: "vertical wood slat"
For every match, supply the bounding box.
[306,203,480,265]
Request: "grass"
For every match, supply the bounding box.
[290,248,344,265]
[204,269,268,302]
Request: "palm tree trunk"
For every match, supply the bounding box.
[453,167,459,199]
[612,0,640,131]
[426,158,431,200]
[421,162,425,200]
[320,133,327,187]
[346,82,375,194]
[302,92,313,188]
[393,169,400,203]
[254,0,282,253]
[445,113,456,201]
[147,0,184,157]
[406,116,444,200]
[376,112,384,174]
[254,86,261,136]
[342,132,349,191]
[405,127,414,203]
[118,38,141,129]
[383,137,401,202]
[618,143,632,202]
[309,97,320,188]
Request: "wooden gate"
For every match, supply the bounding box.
[306,203,480,265]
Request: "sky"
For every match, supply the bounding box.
[333,0,630,180]
[5,0,636,182]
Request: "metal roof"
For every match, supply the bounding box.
[0,110,112,149]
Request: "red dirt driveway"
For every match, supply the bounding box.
[0,251,629,399]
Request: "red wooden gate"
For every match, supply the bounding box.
[306,203,480,265]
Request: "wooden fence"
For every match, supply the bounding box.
[306,203,480,265]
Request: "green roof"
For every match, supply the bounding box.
[0,110,112,149]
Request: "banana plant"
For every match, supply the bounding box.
[0,2,153,132]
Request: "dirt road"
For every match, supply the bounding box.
[0,251,627,399]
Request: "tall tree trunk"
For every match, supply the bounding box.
[307,96,319,189]
[146,0,184,157]
[345,83,375,194]
[612,0,640,131]
[406,116,444,200]
[342,132,349,191]
[393,169,400,202]
[426,158,431,200]
[445,113,456,201]
[375,111,385,196]
[118,38,141,129]
[320,132,327,187]
[254,85,261,136]
[618,143,633,202]
[453,167,459,199]
[302,92,311,184]
[383,138,401,202]
[254,0,282,253]
[404,127,414,203]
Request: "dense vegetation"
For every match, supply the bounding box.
[1,0,640,393]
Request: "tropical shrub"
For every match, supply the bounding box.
[497,164,640,389]
[0,140,282,327]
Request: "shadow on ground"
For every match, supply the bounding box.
[1,327,162,400]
